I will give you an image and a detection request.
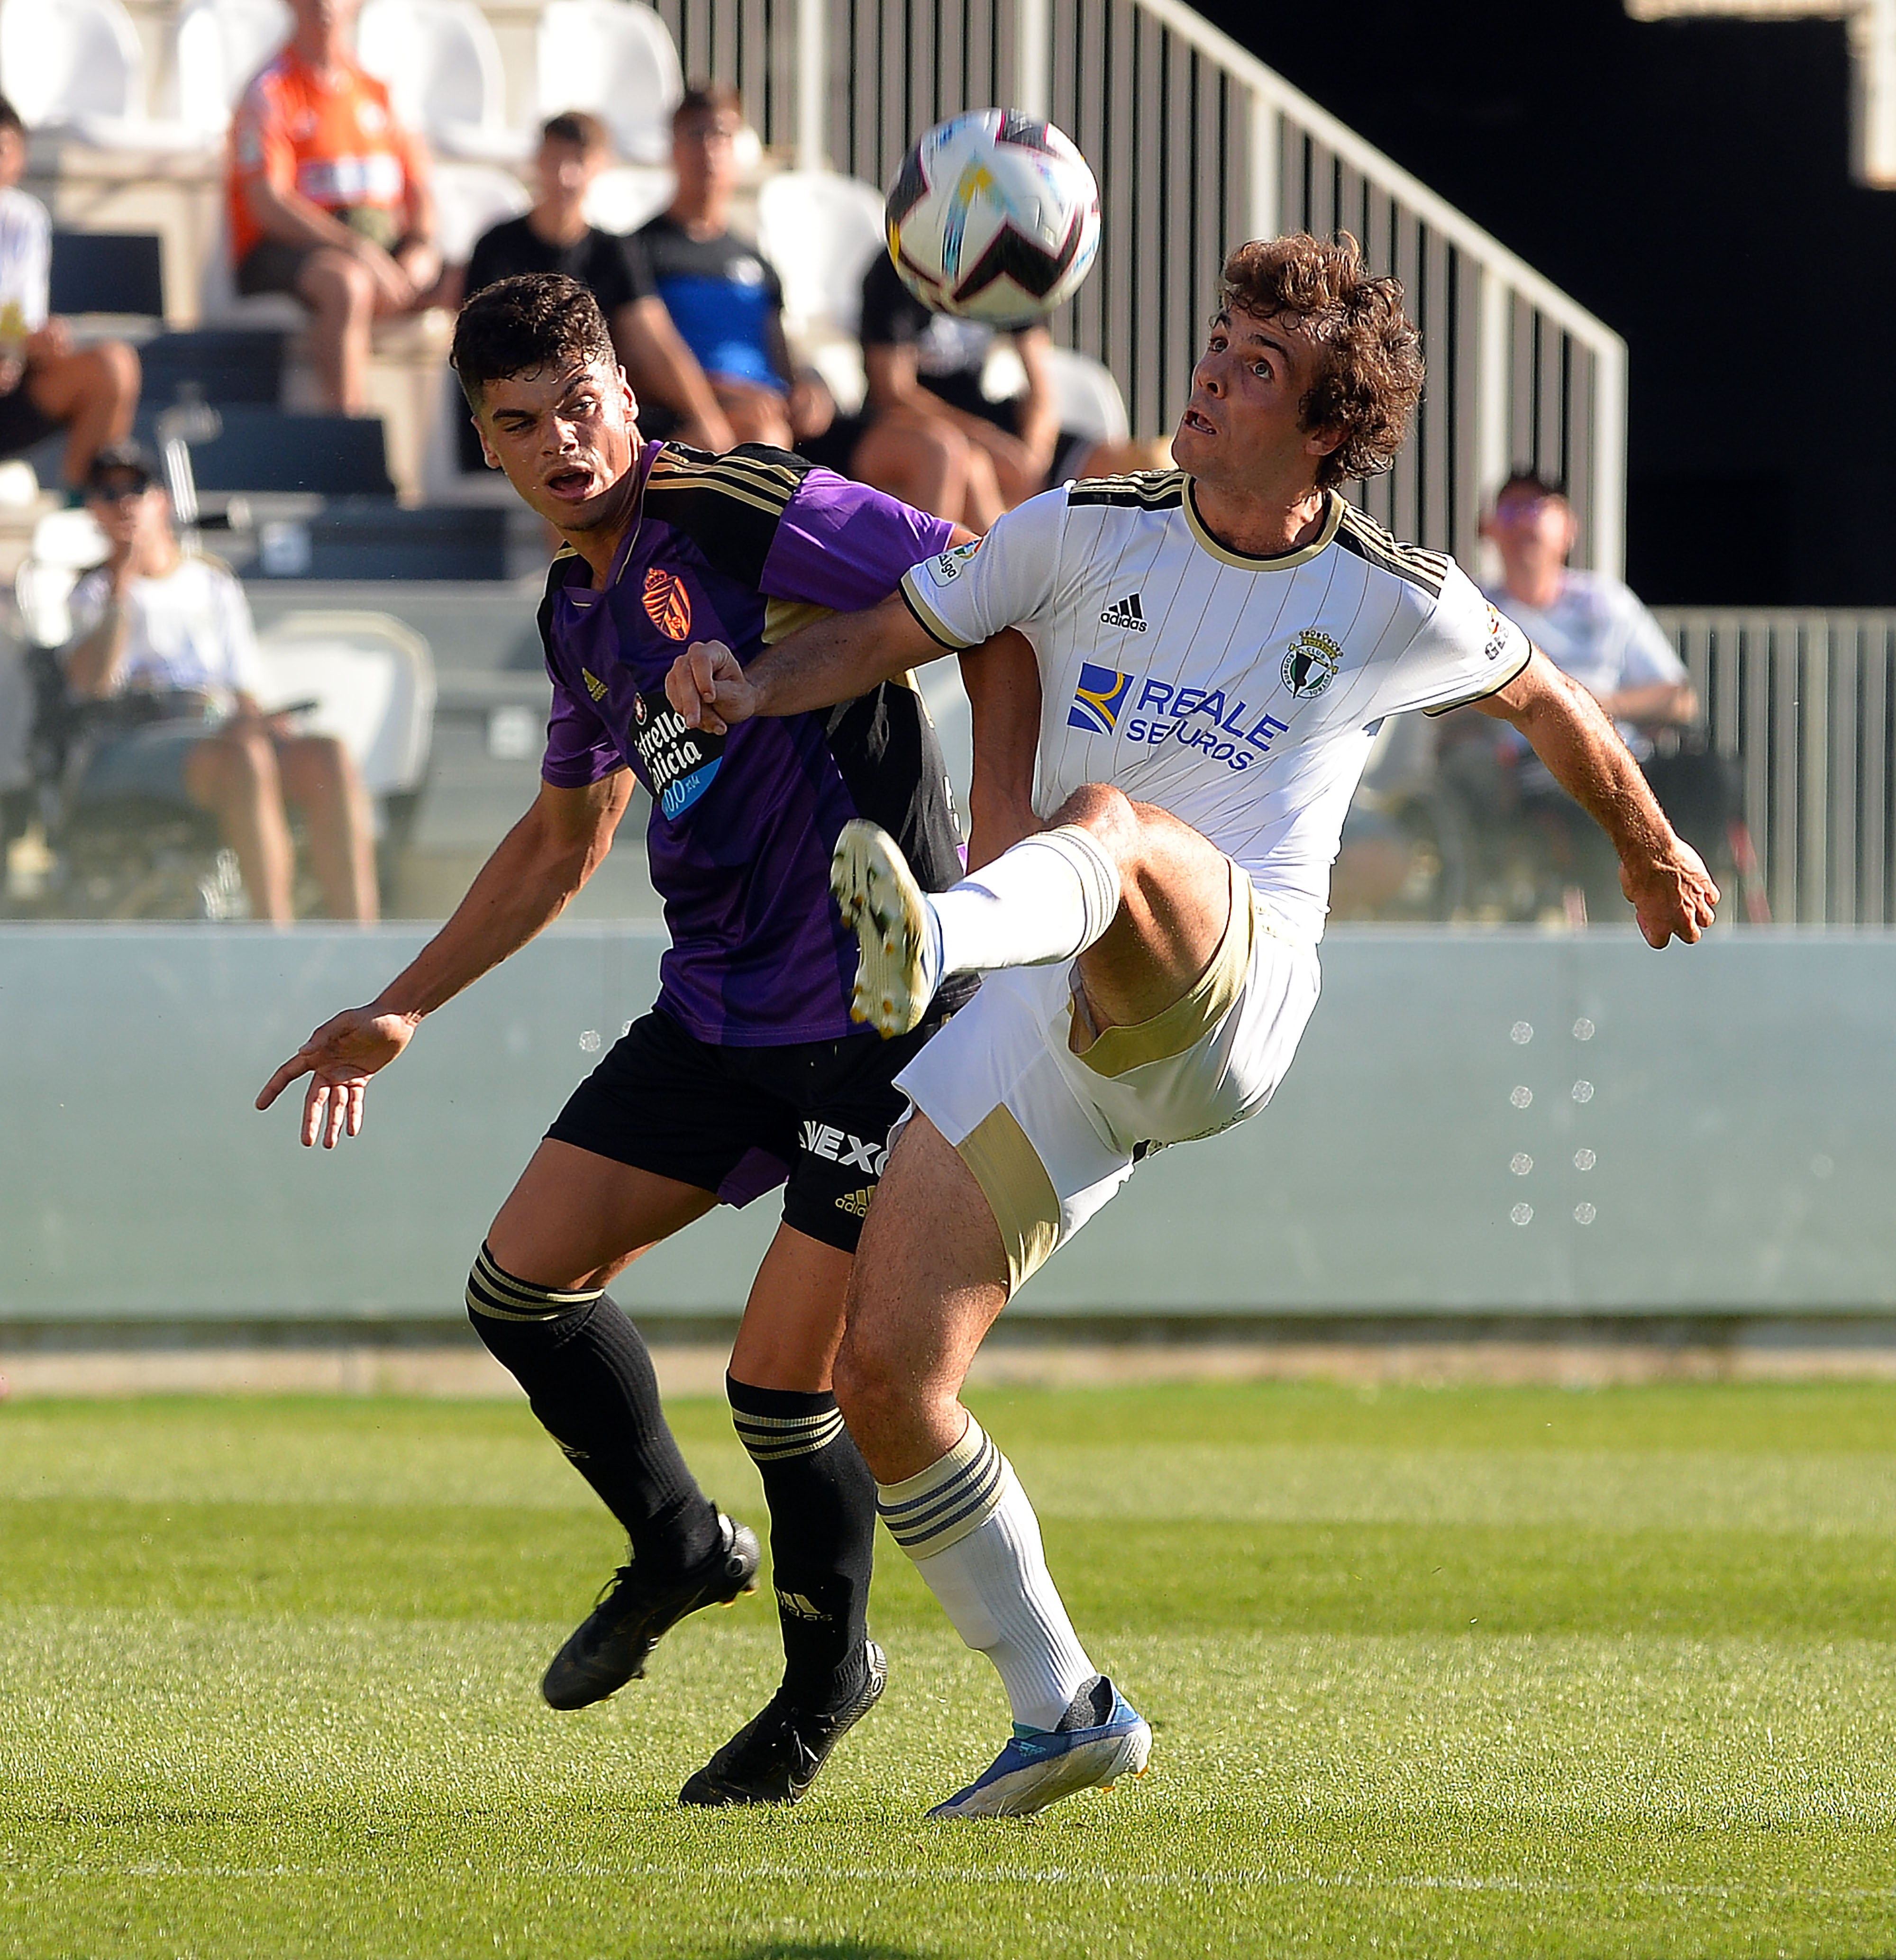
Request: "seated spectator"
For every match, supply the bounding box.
[632,84,832,452]
[843,249,1165,531]
[1481,468,1700,918]
[461,111,733,470]
[0,95,140,488]
[227,0,449,415]
[62,444,379,924]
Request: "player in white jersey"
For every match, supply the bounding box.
[667,234,1720,1819]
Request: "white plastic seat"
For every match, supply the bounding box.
[754,171,886,342]
[430,161,532,264]
[14,509,109,650]
[356,0,528,164]
[581,164,674,236]
[1041,343,1131,444]
[168,0,290,139]
[536,0,681,165]
[0,0,208,149]
[254,610,435,797]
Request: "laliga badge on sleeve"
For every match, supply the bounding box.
[630,687,724,821]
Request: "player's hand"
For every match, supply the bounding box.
[1621,835,1719,947]
[665,639,756,736]
[255,1006,419,1148]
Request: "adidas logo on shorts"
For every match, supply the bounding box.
[1099,592,1147,631]
[835,1187,874,1218]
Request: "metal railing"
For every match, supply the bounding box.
[648,0,1628,575]
[1656,609,1896,926]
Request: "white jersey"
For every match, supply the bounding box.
[68,555,268,714]
[901,473,1531,939]
[0,185,50,337]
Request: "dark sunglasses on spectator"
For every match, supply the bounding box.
[90,476,150,503]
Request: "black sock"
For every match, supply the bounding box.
[467,1243,718,1572]
[727,1372,876,1706]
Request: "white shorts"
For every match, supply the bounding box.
[894,859,1321,1289]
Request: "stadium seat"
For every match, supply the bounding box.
[138,329,287,409]
[182,406,397,497]
[168,0,290,138]
[0,0,209,150]
[1041,344,1131,444]
[356,0,528,164]
[581,164,674,236]
[755,171,885,343]
[48,230,165,319]
[431,161,532,264]
[535,0,681,165]
[253,609,435,798]
[13,508,108,650]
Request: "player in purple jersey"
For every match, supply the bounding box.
[257,272,1041,1806]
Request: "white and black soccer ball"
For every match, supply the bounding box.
[885,109,1101,327]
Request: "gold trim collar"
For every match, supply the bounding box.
[1184,484,1344,572]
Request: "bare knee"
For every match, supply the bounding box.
[203,726,282,805]
[1050,781,1141,859]
[831,1308,902,1440]
[92,340,140,409]
[300,252,374,324]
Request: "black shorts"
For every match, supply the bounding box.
[0,377,61,461]
[545,1006,951,1253]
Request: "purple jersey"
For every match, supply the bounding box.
[538,442,963,1045]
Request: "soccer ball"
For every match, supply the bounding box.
[885,109,1101,327]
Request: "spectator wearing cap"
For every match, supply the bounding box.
[630,84,833,452]
[0,95,141,488]
[460,111,735,471]
[63,444,379,924]
[227,0,447,415]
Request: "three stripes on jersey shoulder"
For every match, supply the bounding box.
[1067,468,1187,512]
[1335,502,1449,597]
[648,445,803,519]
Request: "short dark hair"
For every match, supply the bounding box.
[451,273,616,404]
[674,82,743,127]
[540,109,607,154]
[1219,232,1424,491]
[1494,467,1568,506]
[0,94,23,140]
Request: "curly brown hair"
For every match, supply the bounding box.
[1220,233,1423,490]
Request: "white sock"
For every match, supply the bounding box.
[926,825,1121,981]
[877,1416,1097,1732]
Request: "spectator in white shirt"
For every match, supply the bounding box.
[63,444,379,924]
[1482,469,1697,755]
[1478,468,1700,919]
[0,95,141,488]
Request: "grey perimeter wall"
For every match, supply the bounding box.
[3,925,1891,1322]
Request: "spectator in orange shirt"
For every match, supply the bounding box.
[228,0,447,414]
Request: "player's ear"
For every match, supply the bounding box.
[615,364,639,428]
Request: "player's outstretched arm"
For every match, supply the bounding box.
[959,627,1043,870]
[667,589,952,736]
[255,772,638,1146]
[1476,649,1719,946]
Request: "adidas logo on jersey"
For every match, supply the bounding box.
[581,667,608,702]
[1099,592,1147,631]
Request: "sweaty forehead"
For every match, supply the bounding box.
[480,358,610,414]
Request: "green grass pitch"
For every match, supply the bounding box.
[6,1379,1896,1958]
